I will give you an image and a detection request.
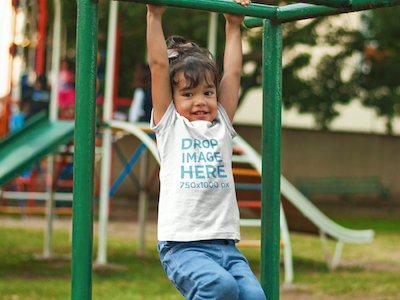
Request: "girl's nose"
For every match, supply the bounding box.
[194,96,206,105]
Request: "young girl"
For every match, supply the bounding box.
[147,2,267,299]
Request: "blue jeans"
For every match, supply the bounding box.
[158,239,267,300]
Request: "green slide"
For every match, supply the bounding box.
[0,112,75,187]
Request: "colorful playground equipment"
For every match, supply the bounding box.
[72,0,398,300]
[1,1,400,300]
[69,1,398,300]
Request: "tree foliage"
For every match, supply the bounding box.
[357,7,400,134]
[242,13,365,129]
[57,1,400,132]
[242,5,400,133]
[61,0,229,99]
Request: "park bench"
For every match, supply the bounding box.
[297,176,390,200]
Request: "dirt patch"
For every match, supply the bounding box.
[340,259,400,272]
[0,215,158,241]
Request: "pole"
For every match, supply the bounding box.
[36,0,47,75]
[49,0,62,121]
[71,0,98,298]
[43,155,55,258]
[96,0,119,266]
[261,19,282,300]
[207,12,218,57]
[137,149,148,256]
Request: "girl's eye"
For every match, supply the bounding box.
[204,91,213,96]
[183,93,193,97]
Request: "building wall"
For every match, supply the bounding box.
[113,126,400,201]
[235,125,400,200]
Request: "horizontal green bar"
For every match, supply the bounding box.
[294,0,351,7]
[277,3,348,23]
[244,0,400,27]
[117,0,277,19]
[303,0,400,9]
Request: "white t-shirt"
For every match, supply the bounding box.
[150,101,240,242]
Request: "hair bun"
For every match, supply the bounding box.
[167,36,190,48]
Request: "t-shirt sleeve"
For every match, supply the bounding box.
[150,100,175,134]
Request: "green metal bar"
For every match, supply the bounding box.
[299,0,400,8]
[261,19,282,300]
[244,0,400,27]
[295,0,351,7]
[279,0,400,22]
[277,3,348,23]
[71,0,98,299]
[118,0,277,19]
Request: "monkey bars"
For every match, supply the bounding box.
[71,0,400,299]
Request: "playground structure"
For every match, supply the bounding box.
[70,1,399,300]
[1,0,400,300]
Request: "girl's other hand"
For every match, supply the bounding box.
[224,0,251,24]
[146,4,167,15]
[224,13,244,25]
[234,0,251,7]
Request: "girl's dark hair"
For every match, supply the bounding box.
[167,36,219,91]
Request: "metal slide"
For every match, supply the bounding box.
[0,112,75,187]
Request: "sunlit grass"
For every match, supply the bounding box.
[0,217,399,299]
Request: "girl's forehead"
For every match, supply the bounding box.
[175,74,216,90]
[174,70,216,85]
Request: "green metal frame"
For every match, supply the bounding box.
[72,0,400,299]
[71,0,98,299]
[297,0,400,8]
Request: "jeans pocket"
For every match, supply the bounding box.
[158,241,179,259]
[161,249,188,296]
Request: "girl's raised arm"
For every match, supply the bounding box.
[218,1,249,123]
[146,5,172,125]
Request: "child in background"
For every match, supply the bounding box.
[58,58,75,118]
[128,61,153,123]
[147,1,267,299]
[23,75,51,121]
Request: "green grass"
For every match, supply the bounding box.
[0,218,399,299]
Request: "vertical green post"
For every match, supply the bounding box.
[261,19,282,300]
[71,0,98,299]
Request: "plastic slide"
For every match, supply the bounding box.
[232,134,374,244]
[0,112,75,187]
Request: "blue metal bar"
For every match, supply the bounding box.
[109,143,147,197]
[235,183,262,190]
[113,143,141,191]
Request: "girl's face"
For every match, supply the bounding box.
[173,72,218,122]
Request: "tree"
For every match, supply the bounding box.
[58,1,400,133]
[60,1,277,100]
[357,7,400,134]
[241,12,365,129]
[241,5,400,133]
[61,1,230,99]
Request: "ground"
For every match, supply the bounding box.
[1,210,399,300]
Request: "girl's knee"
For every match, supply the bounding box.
[238,284,267,300]
[197,273,239,300]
